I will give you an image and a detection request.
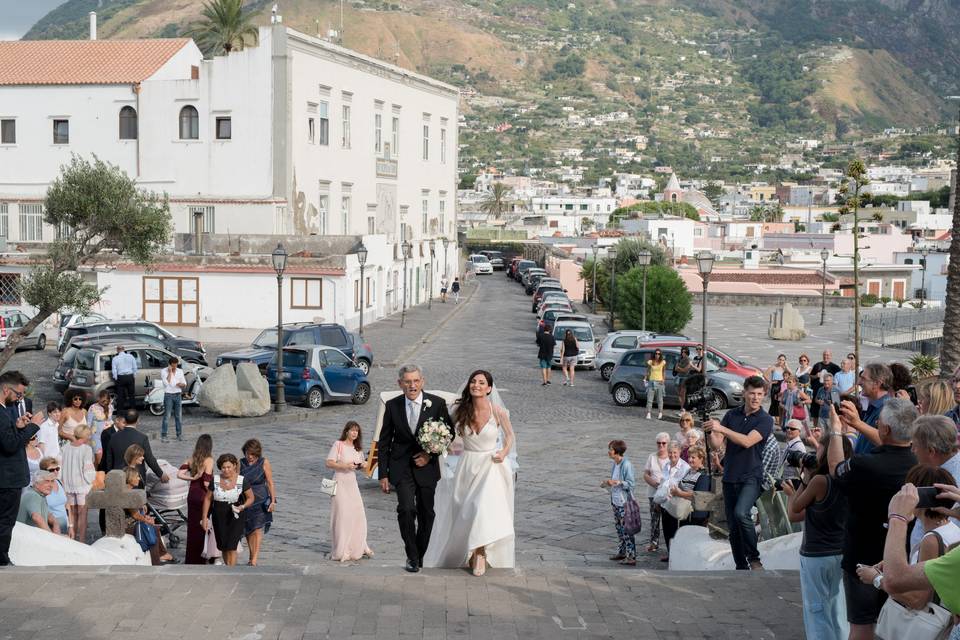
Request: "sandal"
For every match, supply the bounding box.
[472,549,486,577]
[646,544,659,553]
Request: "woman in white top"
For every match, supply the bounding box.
[642,432,671,552]
[26,434,43,477]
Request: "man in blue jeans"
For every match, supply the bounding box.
[706,375,773,570]
[160,357,187,443]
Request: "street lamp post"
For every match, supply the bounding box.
[356,242,368,336]
[271,243,288,412]
[442,237,450,277]
[608,246,618,329]
[637,249,652,331]
[820,248,829,326]
[696,251,715,365]
[920,246,929,309]
[428,240,436,311]
[401,241,411,328]
[591,244,599,313]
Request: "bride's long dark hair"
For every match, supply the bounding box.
[454,369,494,436]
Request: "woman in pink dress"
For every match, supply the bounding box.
[326,421,374,562]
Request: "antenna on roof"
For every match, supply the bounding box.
[89,12,97,40]
[270,4,282,24]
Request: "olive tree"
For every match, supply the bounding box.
[0,156,172,369]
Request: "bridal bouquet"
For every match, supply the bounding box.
[418,419,453,455]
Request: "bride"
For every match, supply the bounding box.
[423,369,516,575]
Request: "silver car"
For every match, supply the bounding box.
[551,321,597,369]
[0,310,48,350]
[595,331,692,380]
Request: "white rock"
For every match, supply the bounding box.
[10,522,150,566]
[768,303,807,341]
[668,526,801,571]
[198,363,270,417]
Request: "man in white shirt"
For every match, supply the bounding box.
[160,357,186,443]
[36,402,62,461]
[111,345,138,412]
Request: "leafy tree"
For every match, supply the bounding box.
[542,54,586,81]
[186,0,260,56]
[703,183,724,206]
[479,182,512,219]
[0,156,172,369]
[616,265,692,334]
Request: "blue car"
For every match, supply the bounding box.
[265,345,371,409]
[217,322,374,374]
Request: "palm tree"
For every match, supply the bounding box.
[186,0,260,56]
[766,203,785,223]
[871,211,885,223]
[748,205,767,222]
[479,182,512,220]
[941,107,960,378]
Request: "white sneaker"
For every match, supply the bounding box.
[562,379,568,386]
[645,413,651,420]
[657,413,663,420]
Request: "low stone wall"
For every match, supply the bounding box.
[690,292,854,308]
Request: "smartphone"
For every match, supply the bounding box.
[916,486,952,510]
[833,402,842,415]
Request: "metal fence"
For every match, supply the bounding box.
[850,307,944,353]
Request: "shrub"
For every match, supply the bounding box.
[615,265,692,334]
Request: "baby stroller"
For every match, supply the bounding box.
[145,459,190,549]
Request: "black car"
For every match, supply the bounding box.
[216,322,357,371]
[53,335,208,393]
[514,260,537,282]
[60,320,205,357]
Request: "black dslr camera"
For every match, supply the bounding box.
[784,449,818,470]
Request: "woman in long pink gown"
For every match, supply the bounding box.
[326,421,375,562]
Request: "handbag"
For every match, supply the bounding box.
[664,495,694,520]
[321,442,343,497]
[201,519,221,560]
[791,403,807,421]
[622,494,643,536]
[133,520,157,552]
[876,532,953,640]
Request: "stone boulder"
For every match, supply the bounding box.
[198,363,271,417]
[768,303,807,341]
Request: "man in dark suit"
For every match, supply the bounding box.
[378,364,453,573]
[97,413,126,534]
[104,409,168,486]
[5,393,32,424]
[0,371,44,566]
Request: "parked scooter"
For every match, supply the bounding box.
[146,374,205,416]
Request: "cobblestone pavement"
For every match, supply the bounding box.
[0,565,802,639]
[2,275,863,638]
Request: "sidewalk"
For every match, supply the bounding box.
[0,565,802,639]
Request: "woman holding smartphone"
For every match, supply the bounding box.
[326,421,374,562]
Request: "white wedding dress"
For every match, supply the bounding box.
[423,412,516,569]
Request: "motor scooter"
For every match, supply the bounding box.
[146,374,205,416]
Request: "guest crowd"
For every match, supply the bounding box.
[608,352,960,640]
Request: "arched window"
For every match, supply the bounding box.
[179,105,199,140]
[119,106,138,140]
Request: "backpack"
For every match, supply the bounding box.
[760,434,783,491]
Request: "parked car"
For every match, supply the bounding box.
[607,346,745,410]
[521,268,548,289]
[57,312,108,351]
[540,308,576,328]
[506,257,523,278]
[479,250,505,270]
[0,310,48,351]
[525,275,560,295]
[346,333,374,374]
[553,314,590,325]
[551,321,597,369]
[514,260,538,282]
[636,340,762,379]
[594,331,656,379]
[54,334,209,392]
[265,345,371,408]
[216,322,360,371]
[60,320,205,357]
[532,283,564,309]
[66,342,210,404]
[537,301,573,320]
[468,254,493,275]
[536,292,570,314]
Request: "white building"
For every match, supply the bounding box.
[529,196,617,235]
[631,216,695,258]
[0,24,459,331]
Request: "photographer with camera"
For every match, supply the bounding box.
[828,397,918,640]
[839,363,894,456]
[782,433,852,640]
[781,420,808,482]
[704,375,773,571]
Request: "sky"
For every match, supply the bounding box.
[0,0,67,40]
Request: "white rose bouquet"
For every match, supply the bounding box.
[417,419,452,455]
